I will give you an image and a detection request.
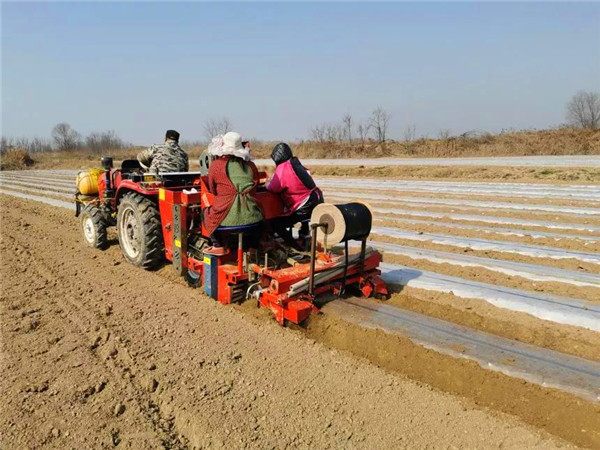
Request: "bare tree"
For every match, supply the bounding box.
[325,123,344,142]
[85,130,125,154]
[51,123,81,151]
[403,125,416,142]
[356,123,370,147]
[342,114,353,142]
[566,91,600,129]
[27,137,53,153]
[310,122,345,143]
[369,107,390,143]
[310,124,326,143]
[438,129,452,140]
[202,117,233,140]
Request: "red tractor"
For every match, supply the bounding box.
[75,156,388,325]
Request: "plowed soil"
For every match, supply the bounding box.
[1,196,590,449]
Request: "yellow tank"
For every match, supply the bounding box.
[76,169,104,195]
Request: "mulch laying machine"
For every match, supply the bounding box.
[75,157,388,325]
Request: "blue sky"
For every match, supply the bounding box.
[2,2,599,144]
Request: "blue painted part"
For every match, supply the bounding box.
[216,222,261,232]
[204,254,219,300]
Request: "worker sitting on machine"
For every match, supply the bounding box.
[266,143,323,250]
[137,129,189,173]
[203,132,264,256]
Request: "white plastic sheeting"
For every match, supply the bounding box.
[0,175,73,187]
[373,241,600,287]
[4,169,79,176]
[317,178,600,202]
[372,206,600,233]
[0,178,73,193]
[0,188,74,209]
[375,215,600,243]
[327,191,600,216]
[326,298,600,402]
[372,226,600,264]
[0,184,73,199]
[379,262,600,332]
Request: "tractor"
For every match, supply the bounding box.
[75,156,388,325]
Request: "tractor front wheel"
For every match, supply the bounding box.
[80,205,108,249]
[117,192,164,269]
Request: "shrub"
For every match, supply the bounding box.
[0,148,35,170]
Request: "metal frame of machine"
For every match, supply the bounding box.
[75,157,388,325]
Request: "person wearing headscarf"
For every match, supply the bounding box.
[266,142,323,249]
[203,132,263,255]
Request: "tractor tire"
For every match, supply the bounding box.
[80,205,109,249]
[117,192,164,269]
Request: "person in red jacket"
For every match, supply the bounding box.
[266,143,323,249]
[203,132,263,255]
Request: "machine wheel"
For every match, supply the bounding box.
[185,269,202,288]
[117,192,164,269]
[80,205,108,249]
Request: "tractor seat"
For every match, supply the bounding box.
[212,222,262,254]
[121,159,142,172]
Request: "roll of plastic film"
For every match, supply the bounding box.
[310,202,372,245]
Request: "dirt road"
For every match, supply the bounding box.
[0,198,579,448]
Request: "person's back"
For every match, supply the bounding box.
[138,129,189,173]
[203,132,263,255]
[207,156,262,229]
[268,158,317,212]
[266,143,321,212]
[266,143,323,249]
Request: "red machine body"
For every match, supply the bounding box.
[86,163,388,325]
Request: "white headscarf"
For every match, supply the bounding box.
[208,131,252,161]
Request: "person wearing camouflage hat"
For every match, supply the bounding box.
[137,130,189,173]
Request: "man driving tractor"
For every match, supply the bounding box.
[137,129,189,173]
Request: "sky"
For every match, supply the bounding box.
[2,1,600,145]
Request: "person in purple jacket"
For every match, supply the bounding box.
[266,143,324,249]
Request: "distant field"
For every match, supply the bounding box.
[2,128,600,182]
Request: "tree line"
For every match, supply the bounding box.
[309,107,392,146]
[1,91,598,155]
[1,123,127,154]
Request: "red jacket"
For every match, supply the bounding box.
[203,156,260,236]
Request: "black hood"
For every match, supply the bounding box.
[271,143,293,165]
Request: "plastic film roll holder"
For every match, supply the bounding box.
[308,202,373,296]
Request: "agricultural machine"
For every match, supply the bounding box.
[75,157,388,325]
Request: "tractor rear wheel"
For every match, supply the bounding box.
[80,205,108,249]
[117,192,164,269]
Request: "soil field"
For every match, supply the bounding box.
[1,169,599,448]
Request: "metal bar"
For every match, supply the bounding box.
[288,249,374,297]
[341,240,349,294]
[308,223,319,296]
[173,204,183,275]
[237,232,244,275]
[359,238,367,277]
